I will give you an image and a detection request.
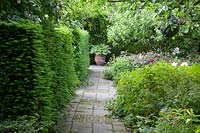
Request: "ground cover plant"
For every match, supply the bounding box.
[154,108,200,133]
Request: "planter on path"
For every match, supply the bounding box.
[95,55,106,65]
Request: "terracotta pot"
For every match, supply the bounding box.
[95,55,106,65]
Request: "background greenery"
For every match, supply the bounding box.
[73,29,90,81]
[107,1,200,56]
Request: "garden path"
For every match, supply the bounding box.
[59,65,131,133]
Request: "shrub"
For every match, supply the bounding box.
[122,49,200,69]
[108,9,162,53]
[0,115,39,133]
[124,52,169,68]
[108,4,200,56]
[0,21,53,132]
[73,29,90,81]
[108,61,200,130]
[102,68,113,80]
[44,26,79,113]
[0,22,79,132]
[103,56,137,80]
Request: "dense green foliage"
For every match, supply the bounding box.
[0,0,61,24]
[59,1,109,46]
[154,108,200,133]
[81,7,110,63]
[103,56,136,80]
[108,62,200,131]
[61,1,110,63]
[73,29,90,81]
[0,22,79,132]
[107,1,200,55]
[0,21,53,132]
[83,14,109,46]
[1,0,199,55]
[108,8,161,53]
[44,26,79,112]
[61,1,107,28]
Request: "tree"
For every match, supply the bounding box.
[0,0,62,23]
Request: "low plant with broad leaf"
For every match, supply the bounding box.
[106,61,200,131]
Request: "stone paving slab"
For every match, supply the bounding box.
[60,65,132,133]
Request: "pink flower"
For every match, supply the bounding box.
[153,53,160,57]
[146,52,153,55]
[148,59,155,63]
[163,56,168,60]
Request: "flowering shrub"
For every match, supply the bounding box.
[143,52,168,64]
[124,47,199,67]
[124,52,169,67]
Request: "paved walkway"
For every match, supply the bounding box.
[59,65,131,133]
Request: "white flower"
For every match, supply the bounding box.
[180,62,188,66]
[120,51,125,54]
[172,47,180,55]
[138,53,142,59]
[171,62,177,66]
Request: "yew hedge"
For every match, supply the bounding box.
[0,21,87,132]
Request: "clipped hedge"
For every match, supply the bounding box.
[73,29,90,81]
[0,22,79,132]
[44,26,79,112]
[0,21,53,132]
[109,62,200,130]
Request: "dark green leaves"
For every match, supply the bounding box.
[0,21,81,132]
[108,61,200,131]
